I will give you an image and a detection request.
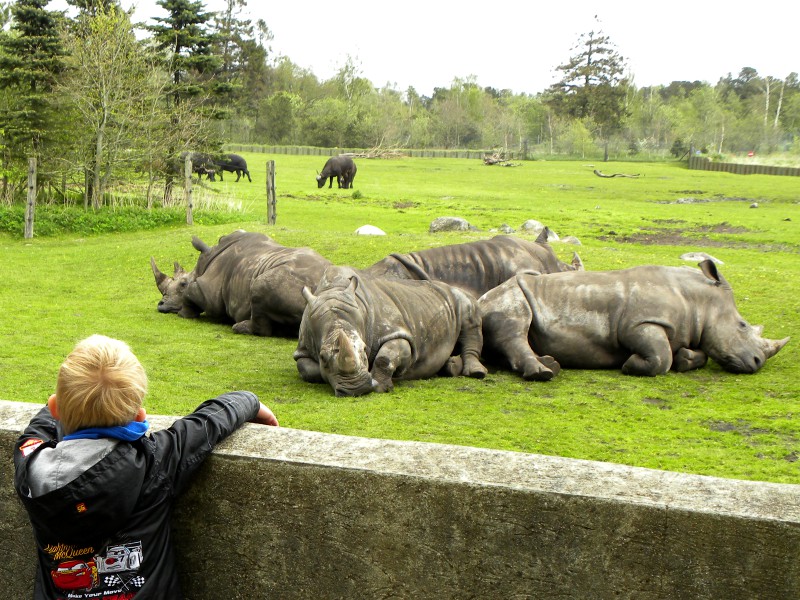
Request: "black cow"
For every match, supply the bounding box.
[214,153,252,182]
[175,152,216,182]
[316,155,357,189]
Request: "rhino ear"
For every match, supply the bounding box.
[346,276,359,295]
[151,257,170,291]
[571,252,584,271]
[535,227,550,245]
[191,236,211,254]
[302,286,316,304]
[698,260,722,285]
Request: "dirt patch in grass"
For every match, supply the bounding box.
[597,221,754,247]
[393,201,416,209]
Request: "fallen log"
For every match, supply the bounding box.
[593,169,640,178]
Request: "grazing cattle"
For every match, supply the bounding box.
[213,153,252,182]
[151,230,331,337]
[478,260,789,380]
[175,152,217,181]
[316,155,357,189]
[363,230,583,298]
[294,266,488,396]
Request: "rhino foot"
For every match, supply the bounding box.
[232,320,253,335]
[521,356,559,381]
[442,356,463,377]
[463,357,488,379]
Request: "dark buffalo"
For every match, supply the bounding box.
[151,230,331,337]
[213,153,252,182]
[478,260,789,380]
[316,155,357,189]
[294,266,487,396]
[174,151,217,181]
[362,229,583,298]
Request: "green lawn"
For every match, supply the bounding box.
[1,153,797,483]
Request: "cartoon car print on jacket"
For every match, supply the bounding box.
[97,542,143,573]
[51,559,98,592]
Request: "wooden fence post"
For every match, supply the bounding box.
[184,154,193,225]
[266,160,276,225]
[24,158,36,239]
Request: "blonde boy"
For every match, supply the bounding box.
[14,335,278,599]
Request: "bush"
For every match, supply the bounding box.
[0,205,245,237]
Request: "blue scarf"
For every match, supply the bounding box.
[63,420,150,442]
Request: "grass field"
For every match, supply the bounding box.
[1,152,797,483]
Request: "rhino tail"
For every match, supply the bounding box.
[762,336,789,359]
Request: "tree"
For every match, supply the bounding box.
[60,4,159,208]
[0,0,67,159]
[546,21,629,160]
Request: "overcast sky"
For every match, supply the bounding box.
[97,0,799,96]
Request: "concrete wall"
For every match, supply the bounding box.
[2,399,798,599]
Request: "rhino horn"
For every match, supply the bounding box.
[151,257,170,292]
[173,262,187,277]
[761,336,789,360]
[302,286,316,304]
[191,236,211,254]
[337,330,357,373]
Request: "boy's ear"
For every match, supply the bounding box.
[135,407,147,422]
[47,394,59,420]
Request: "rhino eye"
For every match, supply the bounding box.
[739,320,748,329]
[179,280,188,288]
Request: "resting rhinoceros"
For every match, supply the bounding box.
[151,230,331,336]
[478,260,788,380]
[293,266,488,396]
[362,230,583,298]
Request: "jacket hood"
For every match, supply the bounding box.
[16,439,147,545]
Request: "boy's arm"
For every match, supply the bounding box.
[152,391,277,494]
[13,405,61,466]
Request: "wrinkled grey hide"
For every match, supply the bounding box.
[478,260,788,380]
[151,230,331,336]
[294,266,488,396]
[316,156,357,189]
[363,230,583,298]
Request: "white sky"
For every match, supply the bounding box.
[83,0,800,96]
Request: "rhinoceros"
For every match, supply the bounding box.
[151,230,331,336]
[478,260,788,380]
[293,266,488,396]
[362,230,583,299]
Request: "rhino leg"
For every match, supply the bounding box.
[672,347,708,372]
[481,289,557,381]
[295,357,324,383]
[452,291,488,379]
[620,324,673,376]
[370,338,413,393]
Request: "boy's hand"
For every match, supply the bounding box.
[250,402,279,427]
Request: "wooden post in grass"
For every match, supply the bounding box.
[184,154,193,225]
[24,158,36,239]
[266,160,276,224]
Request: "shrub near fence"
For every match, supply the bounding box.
[688,154,800,177]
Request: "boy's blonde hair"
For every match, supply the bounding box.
[56,335,148,434]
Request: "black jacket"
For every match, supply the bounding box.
[14,391,261,600]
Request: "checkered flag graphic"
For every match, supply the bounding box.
[104,575,122,587]
[130,576,146,588]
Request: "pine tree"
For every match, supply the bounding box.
[0,0,67,157]
[546,21,629,160]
